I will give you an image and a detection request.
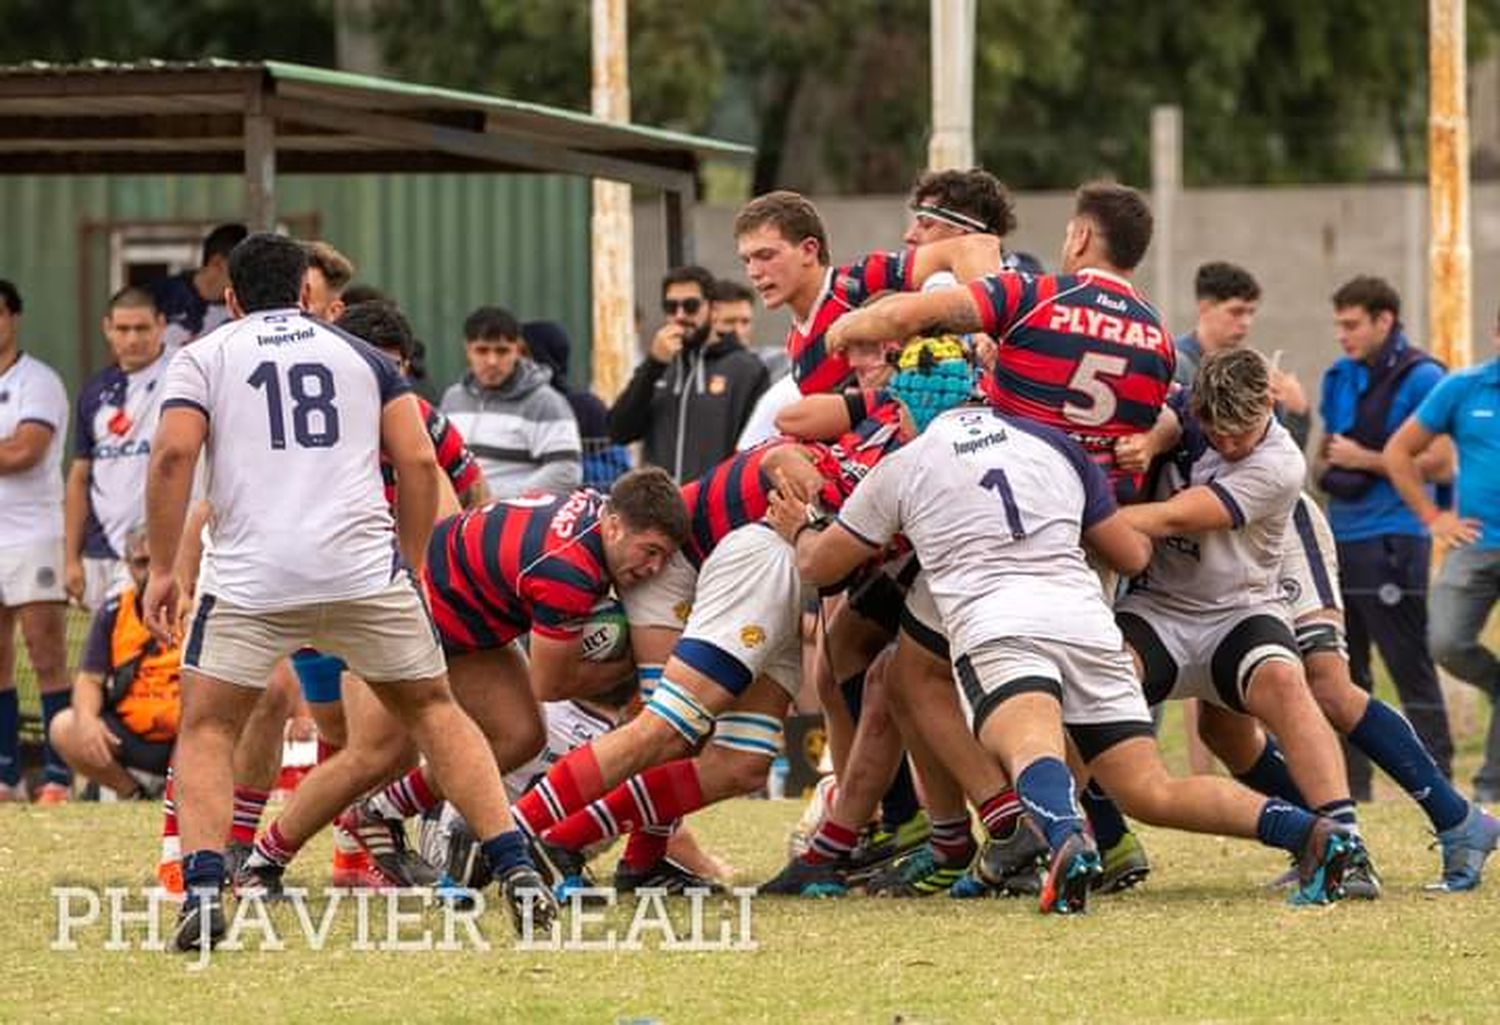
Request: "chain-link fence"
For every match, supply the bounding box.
[11,606,92,744]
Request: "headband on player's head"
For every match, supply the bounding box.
[909,202,989,234]
[888,336,976,433]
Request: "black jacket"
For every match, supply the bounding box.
[608,333,770,482]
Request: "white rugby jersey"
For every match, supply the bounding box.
[837,406,1121,657]
[0,352,68,546]
[74,350,170,558]
[160,308,409,610]
[1128,413,1304,614]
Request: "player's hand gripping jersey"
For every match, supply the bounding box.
[837,406,1121,658]
[967,269,1175,500]
[788,251,914,395]
[1127,409,1305,615]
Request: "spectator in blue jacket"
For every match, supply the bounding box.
[1318,275,1455,790]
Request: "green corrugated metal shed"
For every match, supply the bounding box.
[0,172,591,396]
[0,59,753,396]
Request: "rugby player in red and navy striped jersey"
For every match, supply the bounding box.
[825,181,1176,503]
[242,469,688,894]
[734,189,1005,397]
[335,300,490,512]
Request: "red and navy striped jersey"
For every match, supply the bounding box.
[423,490,610,653]
[967,269,1174,500]
[677,445,777,569]
[810,397,905,510]
[381,396,482,509]
[789,252,913,396]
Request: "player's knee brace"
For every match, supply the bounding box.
[710,711,785,758]
[290,648,346,704]
[637,663,664,703]
[644,678,715,748]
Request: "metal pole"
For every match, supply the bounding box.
[591,0,636,401]
[244,88,277,232]
[928,0,975,170]
[1429,0,1471,369]
[1150,105,1181,332]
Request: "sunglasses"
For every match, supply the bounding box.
[662,298,703,315]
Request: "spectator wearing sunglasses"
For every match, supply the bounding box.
[609,266,770,481]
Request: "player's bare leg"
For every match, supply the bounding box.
[450,645,547,772]
[173,670,266,865]
[509,657,733,840]
[1239,659,1349,812]
[16,602,69,801]
[258,671,416,856]
[817,595,888,778]
[1085,734,1356,905]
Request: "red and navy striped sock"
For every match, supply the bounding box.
[514,745,606,837]
[229,786,270,845]
[929,813,976,866]
[978,787,1021,838]
[802,818,860,865]
[546,760,704,853]
[373,767,439,819]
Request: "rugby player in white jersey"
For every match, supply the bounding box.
[145,233,553,950]
[1121,359,1498,894]
[1111,348,1370,881]
[768,349,1361,912]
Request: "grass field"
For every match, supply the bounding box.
[3,771,1499,1025]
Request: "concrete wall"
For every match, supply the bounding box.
[635,183,1500,436]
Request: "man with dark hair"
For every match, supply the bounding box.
[1317,274,1454,791]
[907,167,1017,241]
[440,304,581,498]
[1177,261,1312,447]
[49,528,178,798]
[825,179,1172,502]
[146,229,556,949]
[609,266,769,481]
[0,278,72,803]
[153,222,248,351]
[65,286,169,613]
[1176,262,1262,386]
[709,279,757,345]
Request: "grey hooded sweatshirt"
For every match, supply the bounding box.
[439,359,582,498]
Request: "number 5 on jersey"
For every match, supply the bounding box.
[248,361,341,449]
[1063,351,1129,427]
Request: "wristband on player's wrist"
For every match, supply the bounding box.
[1420,506,1441,527]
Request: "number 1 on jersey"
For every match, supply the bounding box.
[248,361,341,450]
[979,468,1026,540]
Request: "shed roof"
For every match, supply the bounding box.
[0,59,751,188]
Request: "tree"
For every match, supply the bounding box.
[4,0,1496,191]
[0,0,336,66]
